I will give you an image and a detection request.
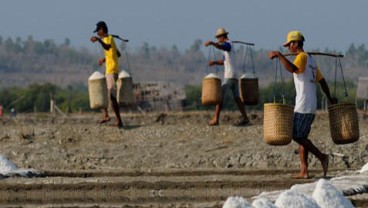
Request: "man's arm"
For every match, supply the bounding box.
[319,78,337,104]
[268,51,299,73]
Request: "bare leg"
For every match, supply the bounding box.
[99,107,111,124]
[235,97,249,123]
[209,101,223,126]
[292,144,309,179]
[111,95,123,128]
[294,138,329,178]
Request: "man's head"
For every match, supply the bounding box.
[283,31,304,47]
[94,21,108,34]
[215,28,229,42]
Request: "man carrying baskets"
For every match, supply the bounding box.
[204,28,250,126]
[90,21,123,128]
[268,31,337,179]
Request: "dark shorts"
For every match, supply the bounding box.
[293,113,315,140]
[222,78,240,98]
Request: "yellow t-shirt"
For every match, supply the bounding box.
[293,52,323,81]
[103,35,119,74]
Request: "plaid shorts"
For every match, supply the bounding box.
[293,113,315,139]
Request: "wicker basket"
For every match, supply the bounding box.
[240,78,259,105]
[117,76,135,106]
[202,77,222,105]
[328,103,359,144]
[263,103,294,145]
[88,78,107,109]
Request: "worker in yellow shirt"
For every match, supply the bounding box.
[90,21,123,128]
[268,31,337,179]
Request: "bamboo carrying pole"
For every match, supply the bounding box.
[284,52,344,58]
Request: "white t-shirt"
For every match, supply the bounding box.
[293,52,323,114]
[222,41,238,79]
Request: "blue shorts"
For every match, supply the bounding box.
[293,113,315,140]
[222,78,240,98]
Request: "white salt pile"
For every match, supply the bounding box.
[205,73,220,79]
[0,154,41,178]
[0,154,17,172]
[223,196,252,208]
[240,73,257,79]
[359,162,368,173]
[88,71,105,80]
[251,197,277,208]
[312,179,354,208]
[118,70,131,78]
[275,190,320,208]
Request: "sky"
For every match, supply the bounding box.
[1,0,368,52]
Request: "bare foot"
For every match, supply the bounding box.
[99,117,111,124]
[234,117,250,126]
[322,154,329,178]
[291,174,313,179]
[109,122,124,129]
[208,118,219,126]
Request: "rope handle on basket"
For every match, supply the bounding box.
[205,46,219,75]
[241,45,256,76]
[333,57,348,98]
[273,58,286,104]
[232,41,256,76]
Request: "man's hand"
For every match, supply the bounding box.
[98,58,105,65]
[268,51,280,60]
[204,41,213,47]
[90,36,98,43]
[208,60,216,66]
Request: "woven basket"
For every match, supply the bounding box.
[240,78,259,105]
[263,103,294,145]
[202,77,222,105]
[328,103,359,144]
[117,77,135,106]
[88,78,107,109]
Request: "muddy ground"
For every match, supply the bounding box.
[0,110,367,207]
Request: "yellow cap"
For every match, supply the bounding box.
[283,31,305,47]
[215,28,229,38]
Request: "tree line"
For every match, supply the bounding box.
[0,80,358,114]
[0,36,366,113]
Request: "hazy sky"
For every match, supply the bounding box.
[1,0,367,52]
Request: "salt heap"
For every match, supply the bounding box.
[359,162,368,173]
[205,73,220,79]
[0,154,17,172]
[0,154,40,178]
[312,179,354,208]
[118,70,131,78]
[275,190,319,208]
[223,196,252,208]
[251,197,277,208]
[88,71,105,80]
[240,73,257,79]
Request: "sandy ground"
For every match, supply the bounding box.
[0,110,367,207]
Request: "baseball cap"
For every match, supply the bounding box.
[93,21,107,33]
[283,31,305,47]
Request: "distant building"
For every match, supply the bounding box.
[132,82,186,112]
[357,77,368,110]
